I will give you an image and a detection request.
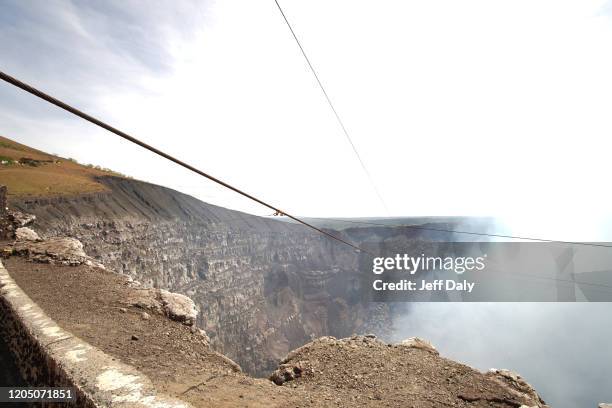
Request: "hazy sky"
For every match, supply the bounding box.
[2,0,612,233]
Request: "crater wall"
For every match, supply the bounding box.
[11,177,387,376]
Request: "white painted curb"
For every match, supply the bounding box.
[0,260,193,408]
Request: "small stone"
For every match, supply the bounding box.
[141,312,150,320]
[119,308,127,313]
[131,335,139,341]
[398,337,438,354]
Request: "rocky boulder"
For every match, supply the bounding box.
[0,202,37,239]
[15,227,41,242]
[486,369,549,408]
[159,289,198,326]
[123,287,163,312]
[269,360,312,385]
[122,285,199,327]
[398,336,439,354]
[5,234,97,267]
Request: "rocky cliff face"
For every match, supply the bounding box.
[10,176,389,376]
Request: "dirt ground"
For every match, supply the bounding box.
[4,257,302,408]
[5,256,546,408]
[270,335,546,407]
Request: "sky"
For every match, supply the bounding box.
[1,0,612,238]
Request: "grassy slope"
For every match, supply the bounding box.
[0,135,118,197]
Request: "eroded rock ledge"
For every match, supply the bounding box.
[270,335,550,408]
[1,213,204,331]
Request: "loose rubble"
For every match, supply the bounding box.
[269,334,550,407]
[8,210,36,228]
[0,208,36,239]
[1,209,98,266]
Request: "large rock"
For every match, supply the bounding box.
[123,286,198,326]
[269,360,312,385]
[35,237,87,258]
[487,369,549,408]
[9,237,88,265]
[15,227,41,242]
[159,289,198,326]
[398,337,438,354]
[124,288,163,312]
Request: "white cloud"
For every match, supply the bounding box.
[2,0,612,235]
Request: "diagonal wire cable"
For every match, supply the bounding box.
[273,0,389,214]
[0,70,371,256]
[3,70,611,252]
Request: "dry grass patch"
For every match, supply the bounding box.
[0,135,122,197]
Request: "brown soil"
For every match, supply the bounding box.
[4,257,300,407]
[272,336,545,407]
[4,256,546,407]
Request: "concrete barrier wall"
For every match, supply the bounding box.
[0,260,192,408]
